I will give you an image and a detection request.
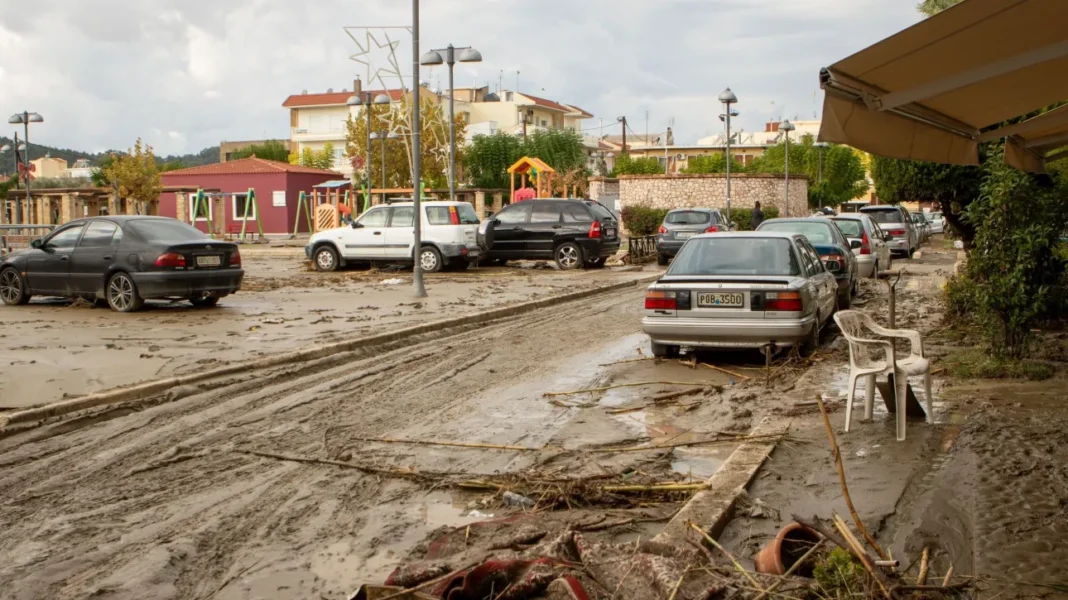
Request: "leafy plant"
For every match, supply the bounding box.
[681,154,747,175]
[464,129,587,190]
[102,139,162,214]
[620,205,668,236]
[870,154,983,246]
[611,154,663,176]
[729,206,779,231]
[750,135,868,209]
[228,140,290,162]
[813,548,867,598]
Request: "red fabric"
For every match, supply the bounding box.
[513,187,536,202]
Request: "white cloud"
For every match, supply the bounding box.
[0,0,922,156]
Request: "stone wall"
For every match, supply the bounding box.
[617,173,809,218]
[588,177,620,202]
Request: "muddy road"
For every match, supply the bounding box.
[0,282,744,600]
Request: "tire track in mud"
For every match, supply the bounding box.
[0,287,644,599]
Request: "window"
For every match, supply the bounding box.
[272,190,287,208]
[562,205,593,223]
[129,219,207,243]
[758,221,835,245]
[45,224,87,250]
[666,210,711,225]
[530,203,562,224]
[77,221,119,248]
[667,238,800,276]
[358,207,389,227]
[333,148,345,162]
[390,206,414,227]
[232,193,256,220]
[831,219,862,238]
[426,204,483,225]
[586,202,615,221]
[540,119,547,127]
[861,208,903,224]
[189,195,213,222]
[496,204,530,224]
[799,241,824,275]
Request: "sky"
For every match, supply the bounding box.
[0,0,923,157]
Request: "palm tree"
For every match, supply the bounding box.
[917,0,963,16]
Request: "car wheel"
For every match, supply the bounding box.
[802,312,821,355]
[651,341,679,359]
[554,242,584,270]
[657,253,670,266]
[447,258,470,271]
[0,267,31,306]
[107,272,144,313]
[585,256,606,269]
[838,286,852,310]
[314,245,339,272]
[419,246,443,273]
[190,296,219,308]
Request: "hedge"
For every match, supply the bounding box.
[620,205,780,236]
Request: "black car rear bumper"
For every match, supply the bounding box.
[579,239,621,258]
[132,269,244,299]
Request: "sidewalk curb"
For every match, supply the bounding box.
[652,417,791,545]
[0,273,661,430]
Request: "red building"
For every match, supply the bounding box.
[158,158,342,234]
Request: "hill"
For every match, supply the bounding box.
[0,136,220,173]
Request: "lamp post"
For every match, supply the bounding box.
[347,90,391,212]
[718,88,738,226]
[8,112,43,223]
[780,119,796,217]
[369,131,400,189]
[420,43,483,202]
[0,143,9,223]
[814,142,829,210]
[411,0,426,298]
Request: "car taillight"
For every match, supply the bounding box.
[889,229,905,236]
[154,252,186,268]
[860,231,871,255]
[589,220,602,239]
[764,291,802,311]
[705,225,719,233]
[658,225,668,235]
[448,206,460,225]
[230,249,242,267]
[645,289,677,310]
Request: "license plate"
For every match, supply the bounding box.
[606,228,616,238]
[196,255,221,267]
[675,232,696,240]
[697,292,744,307]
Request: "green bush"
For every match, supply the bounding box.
[620,205,668,236]
[813,548,867,597]
[611,154,663,176]
[729,206,779,230]
[942,273,979,322]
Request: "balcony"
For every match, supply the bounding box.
[291,127,346,143]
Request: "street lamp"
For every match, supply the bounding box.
[369,131,401,189]
[347,90,391,212]
[718,88,738,226]
[420,43,483,202]
[780,119,796,217]
[814,141,830,210]
[411,0,426,298]
[9,112,43,222]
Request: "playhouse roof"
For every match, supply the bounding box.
[507,156,555,174]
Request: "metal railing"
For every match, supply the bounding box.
[1,225,55,256]
[628,235,658,264]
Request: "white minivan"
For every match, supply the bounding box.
[306,201,481,272]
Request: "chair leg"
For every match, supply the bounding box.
[894,371,908,441]
[924,372,934,424]
[844,373,859,433]
[864,374,876,421]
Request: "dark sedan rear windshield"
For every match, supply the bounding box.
[862,209,903,224]
[668,238,800,276]
[666,210,713,225]
[128,220,208,243]
[832,219,863,237]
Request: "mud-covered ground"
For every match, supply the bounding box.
[0,248,652,408]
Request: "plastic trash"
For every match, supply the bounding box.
[466,509,495,519]
[381,278,405,285]
[502,491,535,508]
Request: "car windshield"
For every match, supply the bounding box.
[832,219,863,237]
[758,221,835,245]
[668,238,800,276]
[665,210,711,225]
[128,219,207,243]
[862,209,903,224]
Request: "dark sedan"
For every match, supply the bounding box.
[756,217,859,308]
[0,216,243,312]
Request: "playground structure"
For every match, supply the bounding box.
[507,157,555,202]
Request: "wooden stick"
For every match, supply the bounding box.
[598,357,656,366]
[942,564,954,586]
[755,539,825,600]
[235,450,440,480]
[376,560,483,600]
[351,437,539,452]
[831,516,891,599]
[601,483,709,493]
[814,395,888,560]
[606,405,647,415]
[666,573,686,600]
[917,546,930,585]
[701,363,751,380]
[653,387,706,402]
[689,523,766,595]
[544,381,706,397]
[590,432,785,454]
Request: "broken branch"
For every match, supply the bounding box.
[701,363,751,380]
[653,387,706,403]
[917,546,930,585]
[544,381,707,397]
[235,450,444,481]
[590,432,786,454]
[689,522,766,595]
[350,437,540,452]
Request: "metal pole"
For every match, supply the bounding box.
[366,94,373,212]
[23,113,31,221]
[447,45,456,202]
[12,132,20,223]
[725,103,732,225]
[381,136,387,189]
[784,132,790,217]
[817,145,824,210]
[411,0,427,298]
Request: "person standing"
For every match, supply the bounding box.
[751,201,765,229]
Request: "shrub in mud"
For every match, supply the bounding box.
[620,205,668,236]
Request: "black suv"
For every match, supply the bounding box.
[478,199,621,270]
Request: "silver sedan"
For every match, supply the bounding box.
[641,231,839,356]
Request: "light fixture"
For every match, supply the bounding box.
[457,48,482,63]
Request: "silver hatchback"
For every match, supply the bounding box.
[655,208,727,266]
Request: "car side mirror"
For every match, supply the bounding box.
[30,239,43,249]
[849,239,862,250]
[884,233,894,242]
[492,218,501,226]
[351,221,363,229]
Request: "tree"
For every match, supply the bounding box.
[918,0,963,16]
[681,154,746,175]
[102,139,163,214]
[91,154,116,187]
[611,154,663,176]
[290,146,336,171]
[463,129,587,189]
[229,140,290,162]
[522,129,586,173]
[870,154,983,244]
[750,135,868,208]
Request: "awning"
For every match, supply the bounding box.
[818,0,1068,173]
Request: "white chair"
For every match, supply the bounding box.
[833,311,932,441]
